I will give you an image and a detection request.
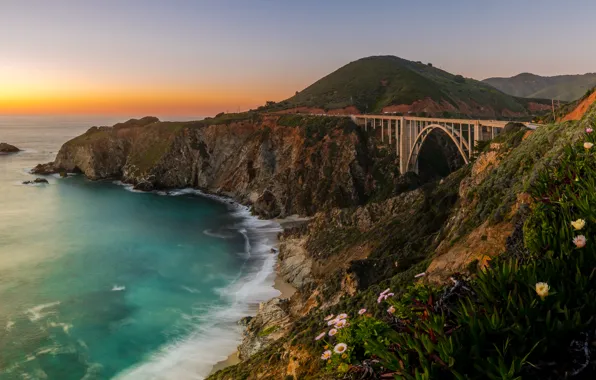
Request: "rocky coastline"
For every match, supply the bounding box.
[37,113,544,379]
[33,114,407,377]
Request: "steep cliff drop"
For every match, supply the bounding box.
[33,114,406,218]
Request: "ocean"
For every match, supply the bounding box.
[0,116,282,379]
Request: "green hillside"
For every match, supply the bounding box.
[265,56,550,118]
[483,72,596,101]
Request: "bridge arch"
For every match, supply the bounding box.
[406,124,470,173]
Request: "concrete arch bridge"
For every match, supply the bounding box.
[349,115,519,174]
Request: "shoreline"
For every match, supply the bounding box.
[208,216,301,377]
[48,175,302,379]
[209,275,296,375]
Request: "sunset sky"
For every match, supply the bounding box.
[2,0,595,117]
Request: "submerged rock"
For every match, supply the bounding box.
[0,143,20,153]
[23,178,49,185]
[31,162,57,175]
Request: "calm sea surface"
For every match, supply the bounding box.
[0,116,281,379]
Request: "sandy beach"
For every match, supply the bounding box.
[208,216,305,376]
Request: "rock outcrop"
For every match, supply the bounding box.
[23,178,49,185]
[35,115,402,217]
[238,298,292,360]
[0,143,20,153]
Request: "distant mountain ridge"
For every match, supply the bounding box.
[483,72,596,101]
[264,55,551,119]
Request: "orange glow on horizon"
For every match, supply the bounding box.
[0,65,294,116]
[0,87,292,117]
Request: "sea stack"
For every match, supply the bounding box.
[0,143,20,153]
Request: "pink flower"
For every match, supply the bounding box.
[380,288,391,296]
[358,309,367,315]
[324,314,335,321]
[315,332,326,341]
[327,319,337,326]
[387,306,396,314]
[321,350,332,360]
[414,272,426,278]
[328,328,338,336]
[377,294,385,303]
[573,235,587,248]
[334,343,348,354]
[335,319,347,329]
[386,293,394,297]
[337,313,348,319]
[587,128,593,134]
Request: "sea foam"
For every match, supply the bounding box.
[110,186,283,379]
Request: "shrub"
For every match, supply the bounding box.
[317,126,596,379]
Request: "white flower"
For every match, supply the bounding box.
[387,306,396,314]
[337,313,348,319]
[327,319,337,326]
[328,328,338,336]
[358,308,367,315]
[321,350,332,360]
[335,319,347,329]
[315,332,326,341]
[571,219,586,230]
[414,272,426,278]
[584,142,594,150]
[333,343,348,354]
[573,235,587,248]
[324,314,335,321]
[535,282,550,299]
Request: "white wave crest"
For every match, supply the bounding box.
[26,301,60,322]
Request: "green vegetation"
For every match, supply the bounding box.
[484,72,596,101]
[262,56,550,117]
[258,326,279,337]
[314,124,596,379]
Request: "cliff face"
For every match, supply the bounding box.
[35,115,402,217]
[209,108,593,379]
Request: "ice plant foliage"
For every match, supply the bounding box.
[313,126,596,378]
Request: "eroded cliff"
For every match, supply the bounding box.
[34,114,403,217]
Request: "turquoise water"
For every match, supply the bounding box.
[0,117,281,379]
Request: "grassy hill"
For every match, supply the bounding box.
[483,72,596,101]
[264,56,551,119]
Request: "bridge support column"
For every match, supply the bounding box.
[395,118,399,157]
[473,121,479,158]
[399,117,410,174]
[388,119,392,144]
